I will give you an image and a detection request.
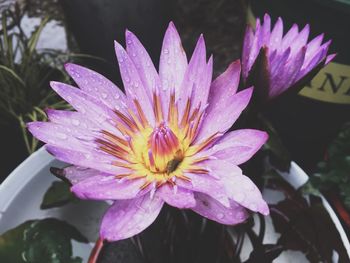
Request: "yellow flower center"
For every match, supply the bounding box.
[97,92,220,188]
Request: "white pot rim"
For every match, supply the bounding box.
[0,147,54,214]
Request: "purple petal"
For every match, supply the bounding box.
[325,53,336,65]
[64,63,127,112]
[177,173,230,207]
[50,81,119,134]
[197,84,253,143]
[262,13,271,42]
[242,26,255,80]
[289,24,309,57]
[206,160,269,215]
[177,34,208,115]
[159,22,188,117]
[203,129,268,165]
[298,47,326,79]
[46,109,97,130]
[282,46,306,89]
[191,193,248,225]
[269,17,283,51]
[270,47,291,78]
[100,195,164,241]
[27,122,93,152]
[71,175,147,200]
[270,47,306,98]
[304,33,324,63]
[195,61,241,142]
[63,166,103,184]
[114,41,155,125]
[281,24,299,50]
[125,30,161,96]
[46,145,126,175]
[158,184,196,208]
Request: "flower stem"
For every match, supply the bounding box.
[88,237,104,263]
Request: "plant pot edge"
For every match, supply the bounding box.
[277,161,350,258]
[0,147,53,214]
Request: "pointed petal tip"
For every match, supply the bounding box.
[326,53,336,65]
[49,80,61,90]
[164,20,180,37]
[168,20,176,29]
[260,202,270,216]
[263,13,271,23]
[26,121,36,131]
[64,62,73,70]
[125,28,136,41]
[114,40,121,49]
[228,59,241,72]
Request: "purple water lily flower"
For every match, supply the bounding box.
[28,22,269,242]
[242,14,336,101]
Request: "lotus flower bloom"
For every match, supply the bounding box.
[28,22,269,241]
[242,14,336,101]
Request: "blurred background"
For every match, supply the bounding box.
[0,0,349,182]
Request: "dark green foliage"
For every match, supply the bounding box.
[0,6,70,153]
[0,218,88,263]
[305,122,350,210]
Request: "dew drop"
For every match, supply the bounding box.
[163,48,169,54]
[217,213,224,219]
[234,192,245,202]
[57,133,67,139]
[101,93,108,99]
[236,211,245,220]
[249,203,257,211]
[71,119,80,126]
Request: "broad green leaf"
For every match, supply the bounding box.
[0,218,88,263]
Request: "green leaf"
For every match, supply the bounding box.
[0,218,88,263]
[41,181,77,209]
[308,122,350,210]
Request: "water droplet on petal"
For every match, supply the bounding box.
[101,93,108,99]
[234,192,245,203]
[236,211,245,220]
[163,48,169,54]
[57,133,67,139]
[217,213,224,219]
[71,119,80,126]
[249,203,257,211]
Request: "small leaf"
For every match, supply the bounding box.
[0,218,88,263]
[244,244,283,263]
[41,181,77,209]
